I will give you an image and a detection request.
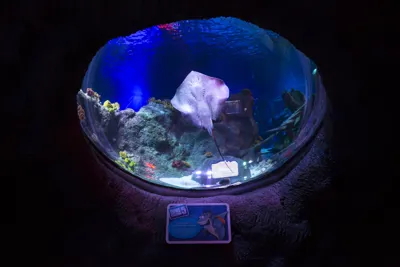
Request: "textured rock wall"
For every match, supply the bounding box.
[94,126,332,266]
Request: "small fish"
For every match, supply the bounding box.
[197,211,228,240]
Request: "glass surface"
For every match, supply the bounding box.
[76,17,326,190]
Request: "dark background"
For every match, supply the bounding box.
[10,0,395,266]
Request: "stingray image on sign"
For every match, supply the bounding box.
[166,203,231,244]
[76,17,327,190]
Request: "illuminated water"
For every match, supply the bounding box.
[76,17,325,190]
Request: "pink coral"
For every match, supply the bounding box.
[172,160,190,169]
[86,88,101,99]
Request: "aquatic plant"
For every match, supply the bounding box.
[86,88,101,100]
[119,151,127,159]
[255,103,305,149]
[125,158,136,168]
[115,151,136,171]
[114,159,126,168]
[103,100,120,112]
[77,104,85,121]
[115,158,135,172]
[282,88,305,113]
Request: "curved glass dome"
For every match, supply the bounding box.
[77,17,326,190]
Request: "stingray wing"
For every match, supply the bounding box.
[171,71,203,114]
[171,72,204,129]
[171,84,196,115]
[171,70,230,130]
[204,78,230,120]
[206,94,223,121]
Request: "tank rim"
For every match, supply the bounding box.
[87,120,324,197]
[80,23,329,193]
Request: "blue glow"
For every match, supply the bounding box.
[125,85,146,110]
[83,17,311,122]
[312,68,317,75]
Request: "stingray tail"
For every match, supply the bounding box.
[125,97,134,109]
[211,129,234,173]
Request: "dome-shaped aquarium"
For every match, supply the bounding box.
[76,17,327,190]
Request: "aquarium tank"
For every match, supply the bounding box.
[76,17,327,190]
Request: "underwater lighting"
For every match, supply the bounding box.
[77,16,327,191]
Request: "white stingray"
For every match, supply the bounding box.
[171,71,230,135]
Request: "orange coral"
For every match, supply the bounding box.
[148,97,175,110]
[204,152,213,158]
[77,104,85,121]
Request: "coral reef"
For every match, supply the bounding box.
[77,90,220,178]
[77,89,135,155]
[172,160,191,169]
[86,88,101,101]
[103,100,120,112]
[148,97,175,111]
[76,87,268,182]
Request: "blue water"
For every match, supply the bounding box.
[82,17,311,134]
